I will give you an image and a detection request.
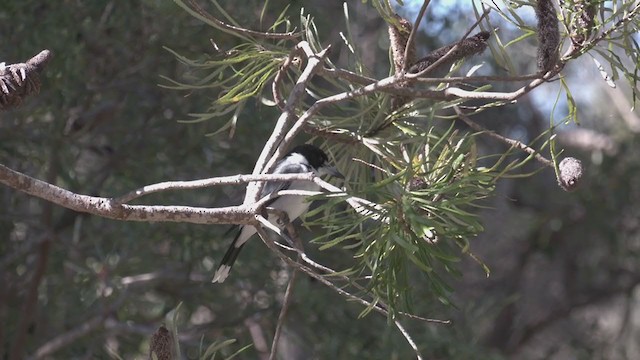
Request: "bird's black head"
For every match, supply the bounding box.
[288,144,329,169]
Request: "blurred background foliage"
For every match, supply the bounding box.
[1,0,640,359]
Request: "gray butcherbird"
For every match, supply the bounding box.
[212,144,344,283]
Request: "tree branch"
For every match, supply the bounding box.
[253,219,432,360]
[268,223,301,360]
[0,160,376,228]
[402,0,431,73]
[246,41,330,204]
[0,163,255,225]
[116,172,316,203]
[31,315,106,359]
[454,106,553,167]
[272,47,302,110]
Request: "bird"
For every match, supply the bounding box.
[212,144,344,283]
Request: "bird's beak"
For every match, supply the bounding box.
[321,165,345,179]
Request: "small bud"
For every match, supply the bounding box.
[408,176,427,191]
[558,157,584,191]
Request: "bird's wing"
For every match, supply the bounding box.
[220,163,308,238]
[212,163,311,283]
[259,162,309,203]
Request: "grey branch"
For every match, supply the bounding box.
[453,106,553,167]
[245,41,330,204]
[403,0,431,72]
[116,173,316,203]
[0,163,254,225]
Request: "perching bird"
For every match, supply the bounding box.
[212,144,344,283]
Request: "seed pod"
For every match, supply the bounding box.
[408,31,491,74]
[535,0,560,72]
[388,14,415,110]
[388,14,415,73]
[149,325,174,360]
[558,157,584,191]
[0,50,51,111]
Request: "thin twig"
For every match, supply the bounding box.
[402,0,431,72]
[253,221,436,359]
[246,42,330,204]
[10,141,61,360]
[323,56,541,87]
[31,315,106,359]
[256,217,450,325]
[116,172,316,203]
[352,158,388,174]
[268,267,297,360]
[394,320,423,360]
[272,47,301,110]
[453,106,552,167]
[312,177,388,222]
[182,0,302,40]
[269,223,302,360]
[414,73,542,83]
[30,292,129,359]
[321,67,377,85]
[302,123,360,144]
[278,73,400,154]
[406,8,490,79]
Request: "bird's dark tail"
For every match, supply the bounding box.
[212,230,246,283]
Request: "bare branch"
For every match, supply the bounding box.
[31,315,106,359]
[321,67,376,85]
[272,48,302,110]
[453,106,553,167]
[441,69,558,102]
[313,177,387,222]
[269,223,301,360]
[268,266,296,360]
[414,73,542,84]
[30,292,128,359]
[253,219,436,359]
[116,172,316,203]
[403,0,431,72]
[0,163,255,225]
[0,159,373,229]
[253,223,390,311]
[257,213,450,327]
[246,42,330,204]
[394,320,423,360]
